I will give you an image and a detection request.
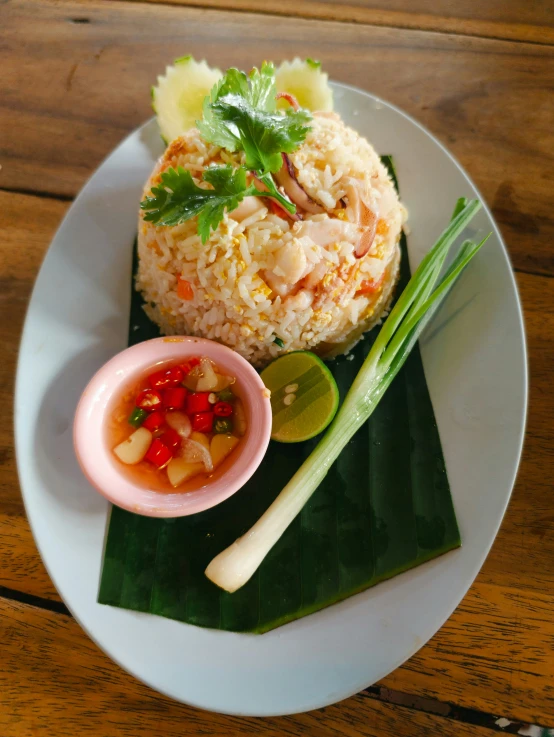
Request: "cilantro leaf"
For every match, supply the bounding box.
[197,96,242,153]
[206,61,276,112]
[197,62,311,174]
[196,166,250,242]
[198,89,241,152]
[140,163,297,243]
[140,165,249,243]
[199,93,311,174]
[247,61,277,112]
[207,67,249,105]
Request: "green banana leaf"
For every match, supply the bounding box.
[98,158,460,633]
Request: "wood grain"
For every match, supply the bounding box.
[2,0,554,275]
[387,584,554,723]
[2,188,553,724]
[131,0,554,44]
[1,191,67,601]
[0,596,502,737]
[2,0,554,730]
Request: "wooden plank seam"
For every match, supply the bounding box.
[364,687,554,735]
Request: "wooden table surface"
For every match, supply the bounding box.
[1,0,553,734]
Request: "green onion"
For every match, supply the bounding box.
[214,417,233,434]
[273,336,284,348]
[205,199,489,593]
[128,407,148,428]
[217,388,235,402]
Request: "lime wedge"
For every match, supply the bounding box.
[260,352,339,443]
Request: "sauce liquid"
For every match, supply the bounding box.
[106,358,248,493]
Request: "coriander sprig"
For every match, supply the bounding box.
[141,62,311,241]
[199,62,311,174]
[198,92,311,174]
[205,62,278,114]
[141,164,295,243]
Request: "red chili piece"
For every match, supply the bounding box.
[180,357,201,376]
[159,428,181,453]
[135,388,162,412]
[142,410,165,432]
[144,438,172,468]
[191,412,214,433]
[148,366,184,389]
[162,387,188,410]
[214,401,233,417]
[186,392,211,414]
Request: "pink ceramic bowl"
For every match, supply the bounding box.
[74,336,272,517]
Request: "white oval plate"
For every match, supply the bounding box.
[15,82,527,716]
